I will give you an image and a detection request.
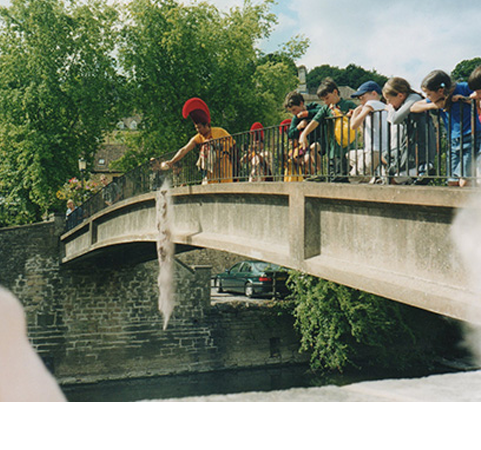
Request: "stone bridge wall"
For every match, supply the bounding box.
[0,219,304,385]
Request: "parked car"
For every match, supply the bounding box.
[216,260,290,298]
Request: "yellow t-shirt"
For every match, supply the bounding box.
[193,127,232,145]
[194,127,234,184]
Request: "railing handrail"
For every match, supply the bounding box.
[66,104,481,231]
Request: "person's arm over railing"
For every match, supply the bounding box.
[386,93,422,125]
[411,99,441,113]
[161,137,197,170]
[299,119,319,150]
[350,104,371,130]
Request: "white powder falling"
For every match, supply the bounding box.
[155,177,175,330]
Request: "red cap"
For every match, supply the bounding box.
[182,98,211,124]
[250,122,264,140]
[279,119,292,133]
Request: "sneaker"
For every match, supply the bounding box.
[329,176,349,183]
[368,176,388,185]
[413,163,435,185]
[413,177,430,185]
[304,175,327,182]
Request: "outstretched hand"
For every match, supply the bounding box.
[160,161,172,171]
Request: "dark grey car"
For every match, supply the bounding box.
[216,261,290,298]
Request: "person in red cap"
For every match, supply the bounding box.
[161,98,233,184]
[240,122,273,182]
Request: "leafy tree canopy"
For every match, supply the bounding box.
[0,0,124,225]
[306,63,388,93]
[451,57,481,82]
[113,0,302,171]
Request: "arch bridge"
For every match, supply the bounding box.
[61,181,481,324]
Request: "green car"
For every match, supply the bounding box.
[216,260,290,298]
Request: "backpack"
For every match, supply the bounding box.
[331,107,356,147]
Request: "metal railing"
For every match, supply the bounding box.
[66,103,481,231]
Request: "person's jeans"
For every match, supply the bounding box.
[449,133,481,182]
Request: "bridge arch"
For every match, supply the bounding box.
[61,182,481,323]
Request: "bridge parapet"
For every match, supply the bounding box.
[67,104,481,232]
[61,182,481,323]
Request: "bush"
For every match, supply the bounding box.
[287,271,463,373]
[56,177,101,206]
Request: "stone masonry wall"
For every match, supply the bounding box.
[209,301,303,369]
[0,219,305,385]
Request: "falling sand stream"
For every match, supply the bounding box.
[155,177,175,330]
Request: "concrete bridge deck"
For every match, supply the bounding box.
[60,182,481,323]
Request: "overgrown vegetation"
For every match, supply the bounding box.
[56,177,101,206]
[0,0,123,225]
[287,271,465,374]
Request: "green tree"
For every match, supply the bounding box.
[288,272,463,373]
[306,63,388,93]
[279,34,310,61]
[257,52,299,78]
[451,57,481,82]
[114,0,302,171]
[0,0,123,226]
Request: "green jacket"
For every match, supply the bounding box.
[312,98,357,158]
[287,102,321,141]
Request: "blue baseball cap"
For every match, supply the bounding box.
[351,81,382,98]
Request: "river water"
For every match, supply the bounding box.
[157,369,481,402]
[62,361,479,402]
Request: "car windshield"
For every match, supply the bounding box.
[252,262,282,272]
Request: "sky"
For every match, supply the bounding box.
[187,0,481,89]
[0,0,479,89]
